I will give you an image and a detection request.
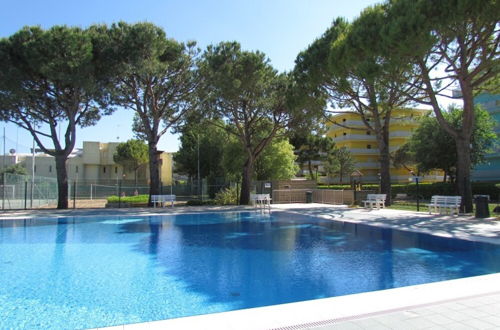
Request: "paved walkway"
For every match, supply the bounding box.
[315,291,500,330]
[1,203,499,329]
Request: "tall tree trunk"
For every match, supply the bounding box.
[239,158,254,205]
[148,142,161,206]
[308,160,314,180]
[55,154,69,209]
[455,137,473,213]
[378,136,392,206]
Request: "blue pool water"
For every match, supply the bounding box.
[1,211,499,329]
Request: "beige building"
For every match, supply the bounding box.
[1,141,173,185]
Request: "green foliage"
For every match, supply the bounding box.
[292,134,334,180]
[221,134,298,181]
[255,138,299,180]
[199,41,299,204]
[404,106,497,179]
[0,164,27,175]
[214,186,238,205]
[0,25,115,208]
[293,8,422,202]
[98,22,199,196]
[186,200,216,206]
[113,139,149,184]
[325,146,356,184]
[174,118,227,180]
[107,194,149,203]
[318,182,500,202]
[382,0,500,211]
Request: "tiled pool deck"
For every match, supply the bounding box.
[1,204,499,329]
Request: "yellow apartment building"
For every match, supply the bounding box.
[1,141,173,185]
[326,109,443,183]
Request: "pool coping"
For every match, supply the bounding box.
[1,204,499,329]
[96,273,500,330]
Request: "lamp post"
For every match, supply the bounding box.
[410,170,420,211]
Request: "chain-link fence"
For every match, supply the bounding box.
[0,174,235,209]
[1,173,58,209]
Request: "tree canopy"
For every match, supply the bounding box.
[98,22,199,204]
[294,8,422,204]
[382,0,500,211]
[0,25,114,208]
[401,105,497,182]
[199,42,299,204]
[113,139,149,186]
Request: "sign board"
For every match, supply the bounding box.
[264,182,271,188]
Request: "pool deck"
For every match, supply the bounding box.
[1,203,499,329]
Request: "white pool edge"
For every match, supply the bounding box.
[98,273,500,330]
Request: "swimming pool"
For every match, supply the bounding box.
[1,211,499,329]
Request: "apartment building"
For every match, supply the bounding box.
[472,93,500,182]
[326,109,442,183]
[1,141,173,185]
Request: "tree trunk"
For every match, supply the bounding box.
[55,154,69,209]
[455,137,473,213]
[148,142,161,206]
[239,158,254,205]
[378,138,392,206]
[308,160,314,180]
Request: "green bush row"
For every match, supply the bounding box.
[186,200,216,206]
[107,194,149,203]
[318,182,500,201]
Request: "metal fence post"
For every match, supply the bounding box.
[73,180,77,209]
[118,180,122,208]
[1,172,4,210]
[24,181,28,210]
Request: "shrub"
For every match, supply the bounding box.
[186,200,216,206]
[317,182,500,201]
[107,194,149,203]
[214,186,238,205]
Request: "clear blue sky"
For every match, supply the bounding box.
[0,0,380,154]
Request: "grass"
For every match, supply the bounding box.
[107,194,149,203]
[388,200,500,217]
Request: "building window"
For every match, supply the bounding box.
[367,144,372,149]
[103,166,106,173]
[49,165,52,173]
[34,165,36,173]
[115,166,118,174]
[75,166,79,173]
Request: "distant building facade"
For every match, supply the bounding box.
[1,141,173,185]
[326,109,443,183]
[472,93,500,182]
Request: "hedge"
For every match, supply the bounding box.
[107,194,149,203]
[317,182,500,201]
